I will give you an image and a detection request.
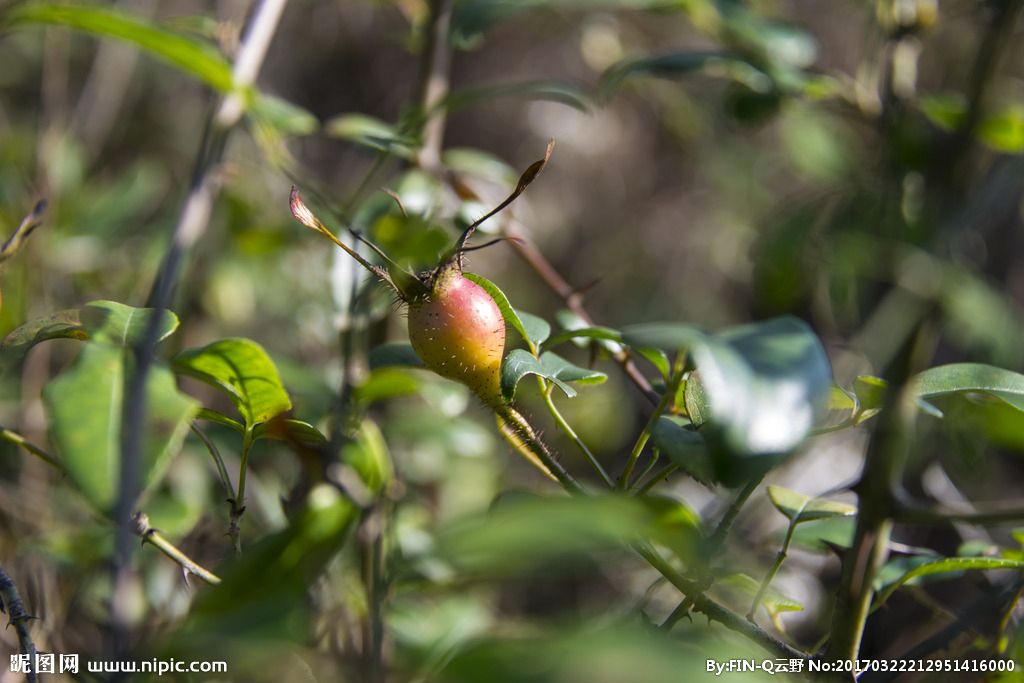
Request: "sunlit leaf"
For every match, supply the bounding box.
[540,351,607,385]
[873,556,1024,609]
[767,485,856,523]
[500,349,576,401]
[173,338,292,428]
[80,300,179,347]
[623,317,833,466]
[324,113,417,157]
[7,3,233,91]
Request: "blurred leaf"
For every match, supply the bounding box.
[443,80,591,113]
[343,419,392,495]
[978,105,1024,153]
[649,416,714,485]
[717,573,803,615]
[432,494,655,576]
[7,3,233,91]
[1,308,85,368]
[355,367,422,404]
[440,621,780,683]
[500,349,576,401]
[640,495,703,562]
[854,375,886,413]
[44,344,198,512]
[767,486,856,523]
[920,92,966,131]
[389,596,492,682]
[462,273,537,352]
[249,93,319,137]
[173,338,292,428]
[623,317,833,465]
[369,343,425,370]
[829,384,856,411]
[873,557,1024,609]
[443,148,517,183]
[182,485,357,642]
[602,51,768,95]
[80,300,179,347]
[324,113,417,158]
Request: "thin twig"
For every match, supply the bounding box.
[0,565,37,683]
[115,0,289,649]
[707,474,764,551]
[132,512,221,586]
[1,427,64,472]
[635,463,679,495]
[414,0,454,172]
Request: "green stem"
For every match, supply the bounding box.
[632,448,661,489]
[618,360,683,491]
[635,463,679,495]
[708,474,764,551]
[540,383,613,488]
[191,423,236,502]
[0,427,64,472]
[748,518,797,620]
[133,512,221,585]
[229,425,256,554]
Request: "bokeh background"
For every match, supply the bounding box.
[1,0,1023,681]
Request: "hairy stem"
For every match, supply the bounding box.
[229,426,256,554]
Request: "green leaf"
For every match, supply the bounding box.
[43,344,198,512]
[500,349,576,401]
[516,310,551,347]
[1,308,86,369]
[195,407,244,434]
[369,343,424,370]
[185,484,357,643]
[443,148,517,184]
[920,92,967,131]
[173,338,292,427]
[913,363,1024,412]
[623,317,833,461]
[601,51,764,95]
[978,105,1024,154]
[324,113,417,158]
[873,557,1024,609]
[539,351,607,385]
[649,416,714,485]
[767,485,856,523]
[462,273,536,353]
[442,80,591,113]
[80,300,179,347]
[432,494,656,576]
[640,494,703,562]
[253,418,328,446]
[342,419,392,496]
[7,3,233,92]
[249,93,319,137]
[542,323,623,352]
[718,573,803,615]
[354,368,422,404]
